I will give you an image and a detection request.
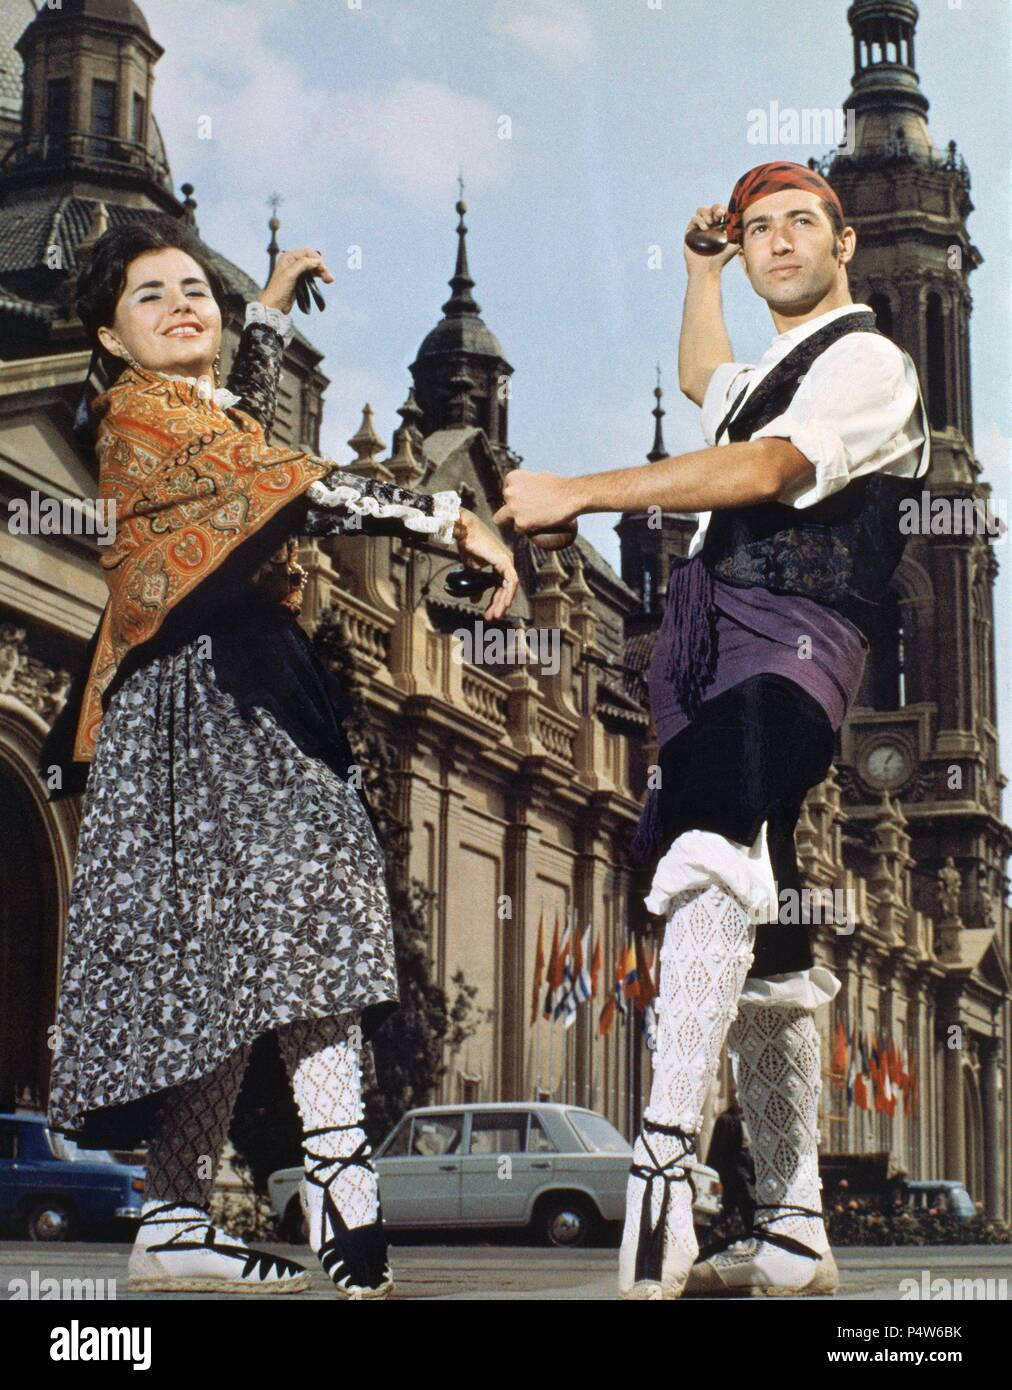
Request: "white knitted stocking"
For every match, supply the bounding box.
[620,882,755,1294]
[726,1001,828,1258]
[275,1013,377,1239]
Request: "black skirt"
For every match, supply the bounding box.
[635,673,836,978]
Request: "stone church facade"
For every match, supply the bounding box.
[0,0,1007,1216]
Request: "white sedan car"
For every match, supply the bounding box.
[269,1101,721,1248]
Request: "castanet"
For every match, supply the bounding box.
[685,219,731,256]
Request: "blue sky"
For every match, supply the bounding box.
[139,0,1011,814]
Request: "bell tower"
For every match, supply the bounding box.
[821,0,1010,936]
[8,0,179,213]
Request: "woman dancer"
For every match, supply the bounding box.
[40,216,517,1298]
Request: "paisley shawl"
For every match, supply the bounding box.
[73,362,333,762]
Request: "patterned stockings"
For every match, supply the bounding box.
[142,1011,374,1233]
[619,882,755,1296]
[274,1011,378,1237]
[144,1042,252,1211]
[726,1001,828,1256]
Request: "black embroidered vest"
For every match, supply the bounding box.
[699,309,930,634]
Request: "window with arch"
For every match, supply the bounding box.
[925,292,948,429]
[860,587,907,710]
[868,292,893,340]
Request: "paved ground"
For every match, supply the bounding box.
[3,1239,1010,1300]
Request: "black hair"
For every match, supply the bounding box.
[73,215,229,451]
[819,197,846,248]
[75,214,228,348]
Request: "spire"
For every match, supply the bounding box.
[266,192,282,277]
[180,182,198,227]
[839,0,940,163]
[646,364,668,463]
[441,178,481,320]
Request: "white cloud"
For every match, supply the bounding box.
[490,0,595,67]
[143,1,512,209]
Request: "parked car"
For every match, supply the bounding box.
[269,1102,721,1247]
[889,1178,977,1219]
[0,1113,146,1241]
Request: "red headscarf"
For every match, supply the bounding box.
[725,161,845,246]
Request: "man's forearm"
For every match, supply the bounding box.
[679,267,735,406]
[568,438,813,517]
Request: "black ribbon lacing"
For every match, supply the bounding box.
[139,1199,304,1281]
[630,1118,698,1283]
[696,1201,826,1263]
[302,1123,391,1292]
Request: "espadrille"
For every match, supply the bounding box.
[301,1123,394,1299]
[128,1201,310,1294]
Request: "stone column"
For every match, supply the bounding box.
[943,1019,966,1186]
[981,1041,1002,1217]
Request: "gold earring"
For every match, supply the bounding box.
[212,352,221,386]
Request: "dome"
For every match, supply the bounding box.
[32,0,152,34]
[415,314,505,362]
[0,0,37,121]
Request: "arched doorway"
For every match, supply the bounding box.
[0,757,63,1112]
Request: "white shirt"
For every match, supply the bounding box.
[687,303,930,557]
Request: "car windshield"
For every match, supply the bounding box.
[48,1132,115,1164]
[568,1111,632,1154]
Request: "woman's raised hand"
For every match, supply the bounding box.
[453,509,519,622]
[260,248,335,315]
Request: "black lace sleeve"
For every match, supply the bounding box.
[224,321,287,438]
[300,464,461,543]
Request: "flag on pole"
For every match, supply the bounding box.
[542,915,560,1022]
[573,926,593,1005]
[590,931,602,999]
[553,921,574,1023]
[611,950,628,1028]
[869,1035,883,1111]
[635,936,659,1051]
[530,910,546,1027]
[562,923,581,1029]
[621,942,639,1003]
[854,1032,870,1110]
[831,1017,848,1087]
[881,1043,896,1117]
[598,949,626,1036]
[846,1025,857,1106]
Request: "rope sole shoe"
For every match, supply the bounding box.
[684,1234,839,1297]
[301,1123,394,1300]
[619,1120,698,1300]
[128,1201,310,1295]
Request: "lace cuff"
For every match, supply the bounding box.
[304,478,462,544]
[245,300,295,347]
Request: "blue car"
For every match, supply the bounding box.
[0,1113,146,1241]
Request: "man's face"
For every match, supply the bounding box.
[737,188,846,311]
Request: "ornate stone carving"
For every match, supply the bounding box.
[0,622,73,724]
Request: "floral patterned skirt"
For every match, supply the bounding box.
[46,635,398,1149]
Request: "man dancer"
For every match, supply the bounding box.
[494,161,929,1298]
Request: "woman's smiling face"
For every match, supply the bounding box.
[97,246,223,378]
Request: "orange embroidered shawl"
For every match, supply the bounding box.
[73,363,332,763]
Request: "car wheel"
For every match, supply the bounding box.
[26,1198,75,1242]
[537,1196,599,1248]
[282,1195,308,1245]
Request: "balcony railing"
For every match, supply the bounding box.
[1,132,173,188]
